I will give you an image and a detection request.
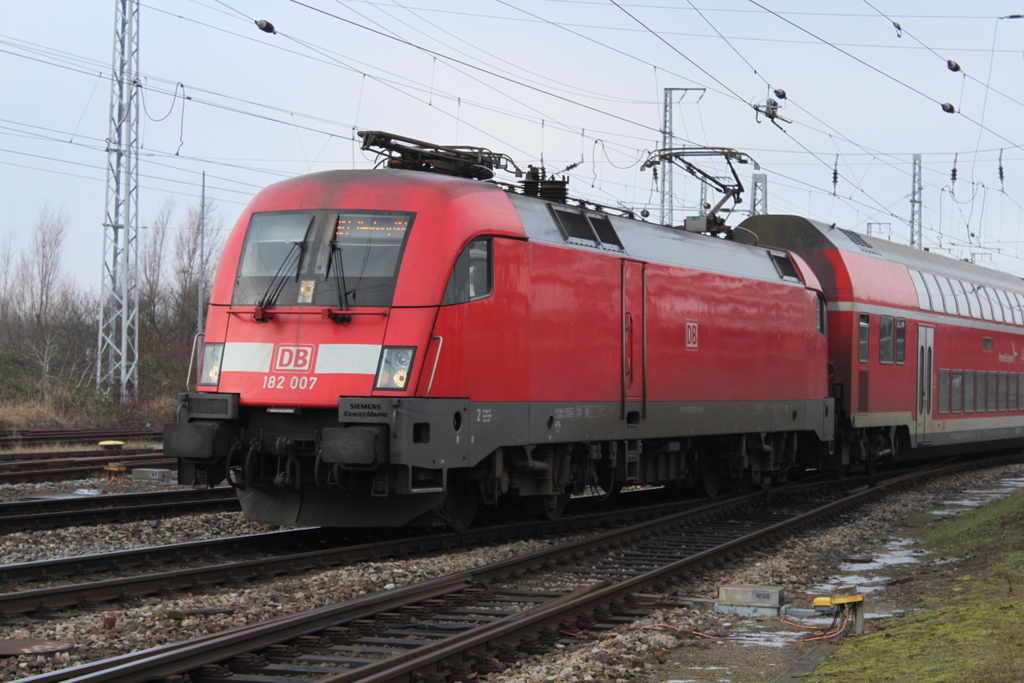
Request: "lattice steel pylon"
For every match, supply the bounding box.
[659,87,705,226]
[750,173,768,216]
[910,153,923,249]
[96,0,140,402]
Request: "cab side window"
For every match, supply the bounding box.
[442,238,492,305]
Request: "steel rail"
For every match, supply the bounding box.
[0,489,239,534]
[8,494,766,683]
[0,429,162,448]
[0,454,174,485]
[0,493,732,613]
[0,447,160,463]
[0,487,235,517]
[15,455,1019,683]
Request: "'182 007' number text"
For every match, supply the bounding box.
[262,375,318,390]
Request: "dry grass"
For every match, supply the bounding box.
[0,396,175,432]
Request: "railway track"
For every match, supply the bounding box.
[0,491,719,615]
[13,455,1012,683]
[0,429,162,449]
[0,450,172,484]
[0,487,239,534]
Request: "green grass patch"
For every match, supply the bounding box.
[813,489,1024,683]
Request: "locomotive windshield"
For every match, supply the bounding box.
[233,210,413,308]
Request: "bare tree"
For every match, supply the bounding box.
[140,199,173,334]
[0,231,16,347]
[171,199,222,341]
[18,206,70,401]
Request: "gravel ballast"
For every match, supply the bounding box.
[0,464,1021,682]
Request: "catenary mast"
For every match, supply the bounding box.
[96,0,141,402]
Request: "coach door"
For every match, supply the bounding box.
[916,325,935,443]
[621,260,647,423]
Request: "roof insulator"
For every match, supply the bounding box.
[947,60,961,72]
[941,102,956,114]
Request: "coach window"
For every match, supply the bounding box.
[994,289,1009,321]
[858,314,870,363]
[964,371,975,413]
[960,280,982,319]
[952,279,977,318]
[895,318,906,364]
[937,276,959,315]
[988,288,1005,323]
[938,369,950,415]
[976,371,987,413]
[442,238,492,305]
[816,293,827,335]
[1011,374,1019,411]
[950,279,970,318]
[909,269,932,311]
[1008,290,1020,324]
[924,273,945,313]
[1007,294,1024,325]
[999,372,1008,411]
[951,370,963,414]
[879,315,895,364]
[976,285,994,321]
[988,372,999,412]
[997,289,1018,324]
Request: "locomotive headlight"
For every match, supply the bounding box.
[375,347,416,391]
[198,343,225,387]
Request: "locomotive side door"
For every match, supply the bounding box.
[621,260,647,421]
[916,324,935,443]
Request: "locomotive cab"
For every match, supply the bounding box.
[168,170,523,528]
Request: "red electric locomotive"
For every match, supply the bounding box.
[168,132,835,528]
[743,215,1024,470]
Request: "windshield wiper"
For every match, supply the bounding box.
[324,238,352,323]
[253,241,303,320]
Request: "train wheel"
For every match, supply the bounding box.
[694,453,722,498]
[523,489,570,520]
[439,475,478,532]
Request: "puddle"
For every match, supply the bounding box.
[929,476,1024,515]
[838,538,926,572]
[813,474,1024,596]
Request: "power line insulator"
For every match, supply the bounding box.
[941,102,956,114]
[255,19,276,34]
[947,60,961,72]
[773,88,787,100]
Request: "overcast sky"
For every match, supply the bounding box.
[5,1,1024,289]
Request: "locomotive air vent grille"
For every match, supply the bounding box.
[840,228,882,255]
[551,206,624,252]
[590,216,624,250]
[768,250,802,284]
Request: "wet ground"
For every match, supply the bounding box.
[647,470,1024,683]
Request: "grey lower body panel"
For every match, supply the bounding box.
[387,397,833,470]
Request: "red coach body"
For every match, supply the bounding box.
[743,215,1024,471]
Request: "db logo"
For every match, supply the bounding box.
[685,321,699,350]
[273,345,315,373]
